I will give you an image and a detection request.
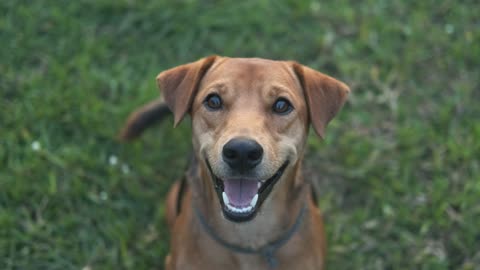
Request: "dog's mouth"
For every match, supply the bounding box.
[206,159,289,222]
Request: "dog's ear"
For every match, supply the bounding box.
[157,55,217,126]
[292,63,350,138]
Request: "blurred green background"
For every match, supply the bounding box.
[1,1,479,269]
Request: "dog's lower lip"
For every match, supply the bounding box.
[205,158,289,222]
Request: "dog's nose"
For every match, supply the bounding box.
[222,138,263,172]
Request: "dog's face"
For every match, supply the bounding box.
[158,56,349,222]
[191,58,308,221]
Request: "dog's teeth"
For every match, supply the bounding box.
[225,203,254,213]
[227,204,240,213]
[222,192,229,205]
[250,194,258,207]
[257,182,261,188]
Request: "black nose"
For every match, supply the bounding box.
[222,138,263,172]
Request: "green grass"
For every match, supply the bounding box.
[1,1,479,269]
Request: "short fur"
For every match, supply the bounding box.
[120,56,350,270]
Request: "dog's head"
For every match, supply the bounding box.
[158,56,349,222]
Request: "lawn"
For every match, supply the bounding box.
[1,1,479,269]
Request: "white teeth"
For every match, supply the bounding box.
[226,204,253,213]
[223,192,259,214]
[222,192,229,205]
[257,182,261,188]
[250,194,258,207]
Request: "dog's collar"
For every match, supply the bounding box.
[193,202,307,269]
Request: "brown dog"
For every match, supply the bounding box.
[120,56,350,269]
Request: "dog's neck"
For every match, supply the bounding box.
[189,159,309,249]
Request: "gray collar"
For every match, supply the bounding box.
[193,203,307,269]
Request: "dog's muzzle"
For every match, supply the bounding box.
[206,158,289,222]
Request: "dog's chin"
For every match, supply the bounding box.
[205,160,289,223]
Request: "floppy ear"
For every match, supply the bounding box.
[292,63,350,138]
[156,55,217,126]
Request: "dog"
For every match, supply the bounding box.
[120,56,350,269]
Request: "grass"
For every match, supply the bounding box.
[1,0,479,269]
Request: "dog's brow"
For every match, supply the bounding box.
[204,82,228,93]
[269,85,293,97]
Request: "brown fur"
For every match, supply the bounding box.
[120,56,350,270]
[118,98,171,141]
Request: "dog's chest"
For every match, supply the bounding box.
[172,234,323,270]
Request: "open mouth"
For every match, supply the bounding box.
[206,159,289,222]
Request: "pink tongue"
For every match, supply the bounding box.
[224,179,258,207]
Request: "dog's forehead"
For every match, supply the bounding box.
[201,57,301,93]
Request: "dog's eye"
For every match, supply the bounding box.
[204,94,223,110]
[272,98,293,115]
